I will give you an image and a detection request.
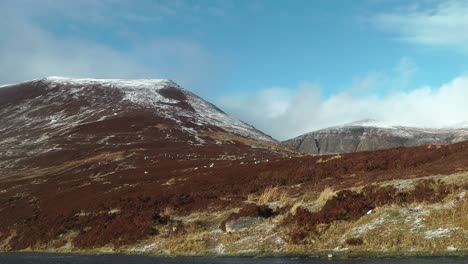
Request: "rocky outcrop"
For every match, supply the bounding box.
[283,119,468,155]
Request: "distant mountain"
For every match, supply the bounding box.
[283,119,468,155]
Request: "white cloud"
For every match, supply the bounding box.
[218,75,468,141]
[346,57,418,95]
[373,0,468,52]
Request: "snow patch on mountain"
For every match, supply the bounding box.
[42,77,274,143]
[341,119,402,129]
[0,76,275,161]
[284,118,468,155]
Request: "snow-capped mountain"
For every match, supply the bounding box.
[283,119,468,155]
[0,77,292,179]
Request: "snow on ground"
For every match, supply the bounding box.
[424,228,457,239]
[297,118,468,141]
[346,119,401,129]
[129,242,160,253]
[0,76,276,169]
[351,212,397,236]
[186,91,274,142]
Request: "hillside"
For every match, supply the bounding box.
[283,119,468,155]
[0,79,466,257]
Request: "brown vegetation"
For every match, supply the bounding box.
[345,237,364,246]
[283,180,456,244]
[3,81,468,250]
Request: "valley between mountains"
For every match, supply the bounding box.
[0,78,466,257]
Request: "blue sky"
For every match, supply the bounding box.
[1,0,468,139]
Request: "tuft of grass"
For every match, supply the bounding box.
[316,187,336,205]
[163,206,175,217]
[256,186,289,205]
[316,154,342,164]
[290,200,303,215]
[288,187,337,215]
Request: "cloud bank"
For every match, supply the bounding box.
[218,75,468,141]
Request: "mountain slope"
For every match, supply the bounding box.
[283,119,468,155]
[0,80,467,256]
[0,77,295,179]
[0,77,298,248]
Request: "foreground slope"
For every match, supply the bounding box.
[0,79,466,256]
[283,119,468,155]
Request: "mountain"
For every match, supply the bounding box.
[0,77,296,179]
[0,80,467,256]
[283,119,468,155]
[0,76,298,247]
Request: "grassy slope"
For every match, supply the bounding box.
[4,172,465,257]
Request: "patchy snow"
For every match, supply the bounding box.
[424,227,456,239]
[130,242,159,253]
[351,207,430,236]
[45,76,172,90]
[333,246,349,252]
[0,76,276,172]
[351,213,392,235]
[41,77,274,143]
[346,119,401,129]
[186,92,274,142]
[214,243,226,255]
[392,180,416,190]
[447,245,458,251]
[401,207,430,232]
[295,118,468,144]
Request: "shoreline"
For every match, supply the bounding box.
[1,249,467,259]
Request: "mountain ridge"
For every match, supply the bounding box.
[283,119,468,155]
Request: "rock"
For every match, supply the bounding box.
[225,217,262,233]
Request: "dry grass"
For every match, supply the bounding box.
[257,186,289,205]
[316,154,342,164]
[343,199,468,252]
[291,187,336,214]
[290,200,303,215]
[113,185,467,255]
[135,176,467,255]
[316,187,336,204]
[163,178,177,186]
[377,171,468,190]
[163,206,176,217]
[4,151,125,182]
[247,193,256,202]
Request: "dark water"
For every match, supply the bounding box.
[0,253,467,264]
